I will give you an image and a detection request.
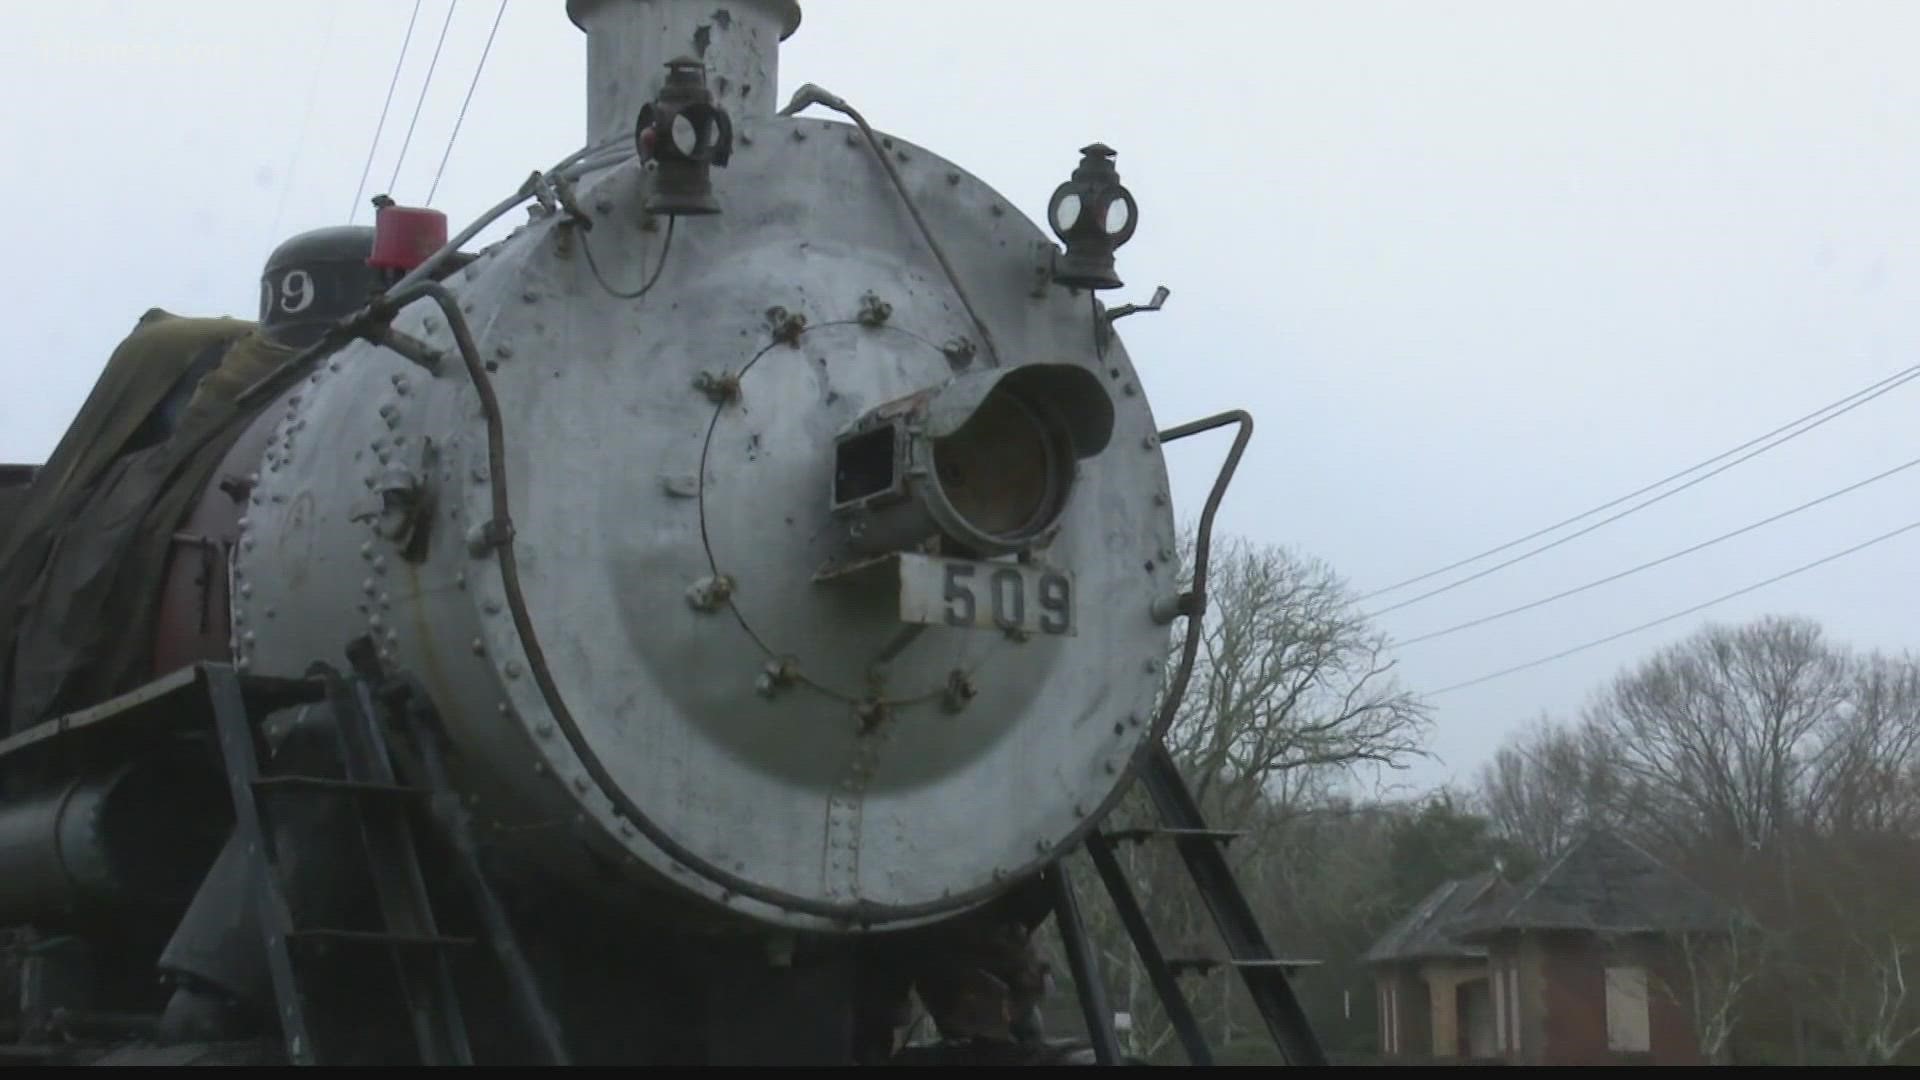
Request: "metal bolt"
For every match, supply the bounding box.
[472,638,486,655]
[495,344,514,360]
[505,660,524,679]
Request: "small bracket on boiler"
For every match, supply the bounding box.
[1107,285,1170,323]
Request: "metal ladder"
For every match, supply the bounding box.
[1047,743,1328,1067]
[203,662,475,1065]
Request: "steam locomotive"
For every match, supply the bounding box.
[0,0,1319,1066]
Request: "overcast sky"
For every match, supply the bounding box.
[4,1,1918,795]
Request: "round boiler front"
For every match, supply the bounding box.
[231,111,1180,934]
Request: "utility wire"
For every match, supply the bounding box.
[1357,362,1920,603]
[1394,453,1920,648]
[270,5,340,236]
[1425,516,1920,697]
[387,0,461,196]
[350,0,424,225]
[1361,366,1920,620]
[427,0,508,206]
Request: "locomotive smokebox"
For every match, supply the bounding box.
[568,0,802,143]
[831,365,1116,558]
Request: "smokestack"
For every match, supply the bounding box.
[567,0,802,146]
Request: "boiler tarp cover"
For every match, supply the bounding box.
[0,310,293,733]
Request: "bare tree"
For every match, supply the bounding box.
[1479,713,1624,861]
[1654,918,1771,1065]
[1591,615,1854,854]
[1478,615,1920,1064]
[1163,531,1431,831]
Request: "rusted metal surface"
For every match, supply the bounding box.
[149,406,278,677]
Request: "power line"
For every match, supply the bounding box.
[428,0,508,206]
[1425,516,1920,697]
[1356,363,1920,603]
[387,0,462,197]
[350,0,424,225]
[270,5,341,236]
[1394,452,1920,648]
[1361,366,1920,620]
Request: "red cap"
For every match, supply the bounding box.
[368,203,450,271]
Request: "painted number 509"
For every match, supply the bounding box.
[942,562,1072,635]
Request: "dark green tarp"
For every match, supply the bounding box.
[0,310,296,733]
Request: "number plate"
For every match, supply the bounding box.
[897,553,1075,637]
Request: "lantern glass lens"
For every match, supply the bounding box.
[1052,193,1082,235]
[672,114,699,156]
[1104,197,1131,235]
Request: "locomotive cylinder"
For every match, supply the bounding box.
[0,762,227,926]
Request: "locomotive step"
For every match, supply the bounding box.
[283,928,476,950]
[1165,957,1323,976]
[1101,826,1247,844]
[250,775,430,798]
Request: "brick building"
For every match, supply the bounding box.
[1363,831,1733,1065]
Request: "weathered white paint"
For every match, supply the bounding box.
[232,101,1177,934]
[567,0,801,144]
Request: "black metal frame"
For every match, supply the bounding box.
[24,656,570,1067]
[1038,411,1328,1068]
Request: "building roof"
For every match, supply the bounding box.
[1452,830,1732,941]
[1362,870,1510,965]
